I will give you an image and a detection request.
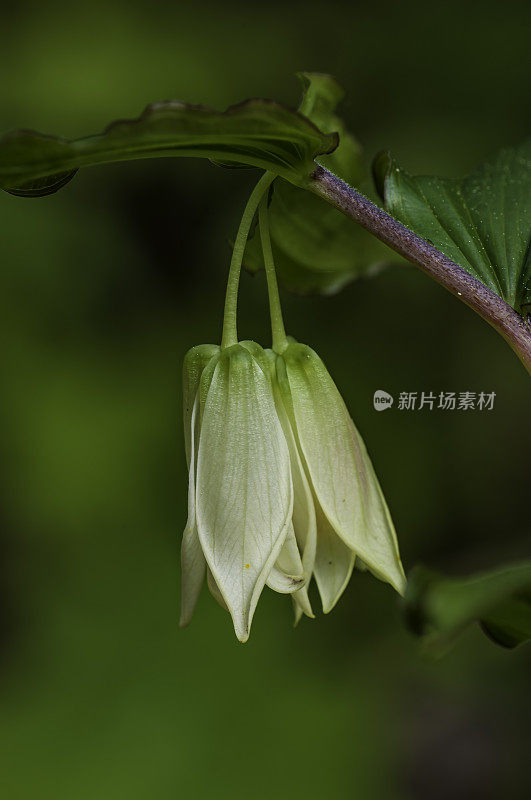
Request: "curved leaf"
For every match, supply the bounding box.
[374,140,531,315]
[0,99,338,197]
[297,72,364,186]
[404,562,531,654]
[244,73,398,293]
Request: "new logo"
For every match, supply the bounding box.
[373,390,394,411]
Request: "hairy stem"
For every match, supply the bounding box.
[309,165,531,374]
[221,171,276,349]
[259,198,288,354]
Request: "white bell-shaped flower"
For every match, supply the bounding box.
[180,341,299,642]
[271,340,406,618]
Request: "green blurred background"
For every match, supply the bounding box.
[0,1,530,798]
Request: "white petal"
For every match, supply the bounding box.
[267,565,305,593]
[273,382,316,619]
[292,584,314,621]
[267,524,305,593]
[207,568,228,610]
[314,500,355,613]
[284,344,406,595]
[287,443,316,619]
[292,599,304,627]
[182,344,219,467]
[196,345,293,642]
[180,396,206,627]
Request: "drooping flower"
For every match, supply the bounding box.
[180,337,405,641]
[180,340,304,642]
[269,339,406,622]
[180,168,405,641]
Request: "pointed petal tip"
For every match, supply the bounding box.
[367,557,407,596]
[232,612,251,643]
[295,610,316,624]
[179,593,198,629]
[319,589,348,616]
[362,561,407,597]
[394,569,407,597]
[292,600,315,626]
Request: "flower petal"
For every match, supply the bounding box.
[293,600,304,627]
[273,377,316,619]
[182,344,219,466]
[207,568,228,610]
[267,565,305,593]
[196,345,293,642]
[267,523,305,593]
[313,499,355,613]
[284,343,406,595]
[292,582,314,621]
[179,396,206,627]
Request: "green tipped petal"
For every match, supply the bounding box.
[283,343,406,595]
[196,344,293,642]
[180,397,206,627]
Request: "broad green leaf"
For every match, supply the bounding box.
[244,73,398,293]
[404,562,531,654]
[297,72,364,186]
[0,99,338,197]
[374,140,531,315]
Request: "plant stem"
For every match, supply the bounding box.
[309,165,531,374]
[259,198,288,353]
[221,171,276,349]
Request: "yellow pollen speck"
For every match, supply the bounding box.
[244,563,250,569]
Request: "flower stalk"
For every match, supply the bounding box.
[259,196,288,354]
[220,171,276,349]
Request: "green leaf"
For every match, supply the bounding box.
[0,99,338,197]
[297,72,364,186]
[244,73,398,294]
[404,562,531,654]
[374,140,531,316]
